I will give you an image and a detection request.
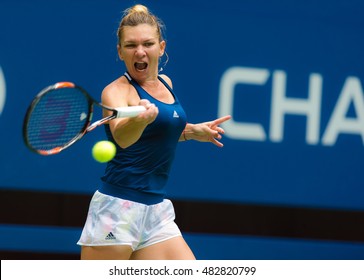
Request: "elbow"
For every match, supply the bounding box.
[115,138,136,149]
[117,141,131,149]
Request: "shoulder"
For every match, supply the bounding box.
[101,76,134,107]
[102,76,130,96]
[159,74,173,89]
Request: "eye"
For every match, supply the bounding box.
[144,42,155,47]
[124,43,136,49]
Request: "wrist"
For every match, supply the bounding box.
[182,123,194,141]
[183,129,188,141]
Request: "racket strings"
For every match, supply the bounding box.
[26,88,91,152]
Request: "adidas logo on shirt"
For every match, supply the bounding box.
[173,110,179,118]
[105,232,116,240]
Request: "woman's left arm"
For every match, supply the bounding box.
[179,115,231,147]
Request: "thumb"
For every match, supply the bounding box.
[139,99,151,108]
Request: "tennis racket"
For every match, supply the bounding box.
[23,82,146,155]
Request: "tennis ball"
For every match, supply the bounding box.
[92,141,116,163]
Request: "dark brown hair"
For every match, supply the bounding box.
[117,4,164,46]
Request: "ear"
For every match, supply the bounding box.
[159,40,166,57]
[117,44,124,60]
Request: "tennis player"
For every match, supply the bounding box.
[77,4,231,260]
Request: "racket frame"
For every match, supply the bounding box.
[23,82,145,155]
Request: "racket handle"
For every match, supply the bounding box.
[115,106,146,118]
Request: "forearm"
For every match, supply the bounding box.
[109,101,158,148]
[112,118,148,148]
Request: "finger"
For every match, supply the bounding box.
[211,138,224,147]
[212,115,232,126]
[205,126,219,138]
[146,103,156,110]
[139,99,152,108]
[215,127,225,134]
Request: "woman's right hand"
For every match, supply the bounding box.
[136,99,159,125]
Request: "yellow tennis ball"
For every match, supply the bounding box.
[92,141,116,163]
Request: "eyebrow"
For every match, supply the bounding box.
[123,38,157,44]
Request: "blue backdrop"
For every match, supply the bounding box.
[1,0,363,259]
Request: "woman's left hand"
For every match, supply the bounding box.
[186,115,231,147]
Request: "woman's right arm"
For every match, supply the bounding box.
[101,82,158,149]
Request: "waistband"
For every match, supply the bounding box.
[99,182,165,205]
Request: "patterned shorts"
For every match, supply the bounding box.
[77,191,181,251]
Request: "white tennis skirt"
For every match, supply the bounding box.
[77,191,181,251]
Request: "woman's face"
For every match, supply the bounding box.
[118,24,165,82]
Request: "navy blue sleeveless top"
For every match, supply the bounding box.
[100,73,187,205]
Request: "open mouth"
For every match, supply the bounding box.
[134,62,148,71]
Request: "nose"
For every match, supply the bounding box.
[135,45,146,57]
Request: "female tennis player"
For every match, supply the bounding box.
[77,4,231,260]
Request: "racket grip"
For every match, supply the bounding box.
[115,106,146,118]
